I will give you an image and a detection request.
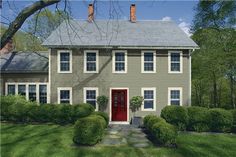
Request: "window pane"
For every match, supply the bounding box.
[60,53,70,61]
[86,90,96,99]
[144,53,153,61]
[39,85,47,104]
[144,100,153,109]
[144,90,153,99]
[171,90,180,99]
[60,90,70,100]
[171,63,180,71]
[18,85,26,96]
[60,63,70,71]
[171,53,180,62]
[144,63,153,71]
[115,63,125,71]
[87,53,96,61]
[29,85,36,101]
[7,85,15,95]
[115,53,125,61]
[87,63,96,71]
[86,100,96,108]
[61,100,70,104]
[171,100,180,105]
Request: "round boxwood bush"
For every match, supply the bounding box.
[231,109,236,133]
[92,111,109,127]
[151,121,177,146]
[71,103,95,122]
[208,108,233,132]
[146,115,165,131]
[73,115,106,145]
[187,106,210,132]
[143,115,156,127]
[161,106,188,130]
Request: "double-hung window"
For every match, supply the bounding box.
[18,84,26,96]
[112,50,127,73]
[168,87,182,106]
[29,84,37,101]
[58,87,72,104]
[168,51,182,73]
[39,85,47,104]
[7,84,15,95]
[84,87,98,110]
[84,50,99,73]
[141,51,156,73]
[58,50,72,73]
[141,88,156,111]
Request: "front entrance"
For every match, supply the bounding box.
[111,89,127,121]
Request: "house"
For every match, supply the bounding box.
[1,4,199,124]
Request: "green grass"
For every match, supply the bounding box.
[1,123,236,157]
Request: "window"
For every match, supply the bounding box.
[39,85,47,104]
[57,50,72,73]
[168,51,182,73]
[168,87,182,106]
[18,84,26,96]
[141,51,156,73]
[7,84,15,95]
[58,87,72,104]
[84,88,98,110]
[84,50,99,73]
[112,50,127,73]
[29,85,36,101]
[141,88,156,111]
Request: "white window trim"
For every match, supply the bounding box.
[57,87,72,104]
[141,87,156,111]
[57,50,72,73]
[141,51,156,73]
[168,51,183,74]
[84,50,99,73]
[5,82,49,104]
[168,87,183,106]
[83,87,99,111]
[112,50,128,73]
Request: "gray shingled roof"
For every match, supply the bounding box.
[42,20,199,49]
[0,51,48,73]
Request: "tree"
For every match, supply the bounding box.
[1,0,60,49]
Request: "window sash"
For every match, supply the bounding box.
[29,85,37,101]
[60,90,70,103]
[170,52,181,72]
[115,53,125,71]
[143,90,154,109]
[59,51,71,72]
[7,85,15,95]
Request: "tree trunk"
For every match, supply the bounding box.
[212,72,218,107]
[1,0,60,49]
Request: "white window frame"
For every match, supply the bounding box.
[141,87,156,111]
[168,87,182,106]
[141,51,156,73]
[83,87,98,111]
[84,50,99,73]
[168,51,183,73]
[112,50,127,73]
[57,87,72,104]
[57,50,72,73]
[5,82,49,103]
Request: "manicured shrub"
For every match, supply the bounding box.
[97,95,108,111]
[71,103,95,122]
[152,121,177,146]
[73,115,106,145]
[92,111,109,127]
[146,116,165,131]
[143,115,156,127]
[187,106,210,132]
[231,109,236,133]
[161,106,188,130]
[208,108,233,132]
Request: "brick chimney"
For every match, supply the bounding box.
[88,3,94,22]
[130,4,136,22]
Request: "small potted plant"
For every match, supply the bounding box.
[97,95,108,112]
[130,96,143,127]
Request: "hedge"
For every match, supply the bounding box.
[161,106,188,130]
[143,115,177,146]
[231,109,236,133]
[187,106,210,132]
[92,111,109,126]
[1,95,94,124]
[73,115,107,145]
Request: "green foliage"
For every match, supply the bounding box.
[92,111,109,127]
[187,107,210,132]
[143,115,156,127]
[73,115,106,145]
[146,116,165,131]
[231,109,236,133]
[161,106,189,130]
[130,96,143,113]
[96,95,108,111]
[208,108,233,132]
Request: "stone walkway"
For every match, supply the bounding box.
[99,125,152,148]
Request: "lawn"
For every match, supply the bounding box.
[1,123,236,157]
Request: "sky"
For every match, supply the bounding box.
[1,0,199,36]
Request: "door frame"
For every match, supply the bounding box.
[109,87,129,124]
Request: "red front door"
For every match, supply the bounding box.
[112,89,127,121]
